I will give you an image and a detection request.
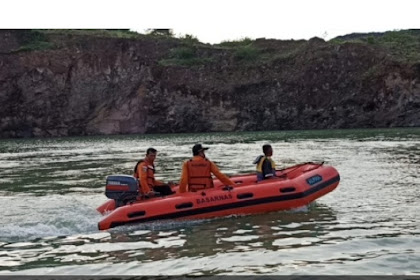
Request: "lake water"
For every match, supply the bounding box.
[0,128,419,275]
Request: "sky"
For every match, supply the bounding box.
[2,0,419,44]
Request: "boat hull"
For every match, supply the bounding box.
[97,163,340,230]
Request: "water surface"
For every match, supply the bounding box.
[0,128,419,275]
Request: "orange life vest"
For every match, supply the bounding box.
[187,159,213,191]
[133,160,155,188]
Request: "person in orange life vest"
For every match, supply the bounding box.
[134,148,173,197]
[179,144,235,193]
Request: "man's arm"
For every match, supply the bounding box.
[210,162,235,186]
[178,161,189,193]
[138,162,152,194]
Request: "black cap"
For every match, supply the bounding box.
[192,144,209,155]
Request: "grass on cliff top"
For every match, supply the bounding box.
[15,29,202,52]
[217,37,254,47]
[233,45,262,62]
[159,42,265,67]
[331,29,420,62]
[17,29,420,66]
[215,38,265,63]
[40,29,203,43]
[13,30,55,52]
[159,46,213,66]
[40,29,146,39]
[13,29,142,52]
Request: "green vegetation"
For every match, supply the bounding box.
[379,30,420,61]
[178,34,200,45]
[270,48,302,62]
[40,29,144,39]
[366,36,376,45]
[330,30,420,62]
[217,37,253,47]
[170,47,196,59]
[38,29,206,46]
[159,46,212,66]
[216,38,263,63]
[15,30,55,52]
[15,29,147,52]
[146,28,175,37]
[11,29,420,65]
[233,45,261,62]
[362,64,381,81]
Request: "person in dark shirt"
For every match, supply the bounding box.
[253,144,277,181]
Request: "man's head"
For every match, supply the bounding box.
[192,144,209,156]
[262,144,273,156]
[145,147,157,163]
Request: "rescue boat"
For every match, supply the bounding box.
[97,162,340,230]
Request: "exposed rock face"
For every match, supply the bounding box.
[0,30,419,138]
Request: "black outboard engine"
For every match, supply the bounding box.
[105,175,139,207]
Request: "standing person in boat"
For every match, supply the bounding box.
[253,144,277,181]
[134,148,174,197]
[179,144,235,193]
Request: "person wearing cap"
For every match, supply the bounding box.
[253,144,277,181]
[179,144,235,193]
[134,147,173,197]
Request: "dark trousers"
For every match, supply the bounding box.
[153,184,175,196]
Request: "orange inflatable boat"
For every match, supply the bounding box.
[97,162,340,230]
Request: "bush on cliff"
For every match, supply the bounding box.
[159,46,212,66]
[331,29,420,62]
[15,30,55,52]
[234,45,261,62]
[218,37,253,47]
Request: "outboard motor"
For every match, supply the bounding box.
[105,175,139,207]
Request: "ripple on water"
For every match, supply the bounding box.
[0,129,419,274]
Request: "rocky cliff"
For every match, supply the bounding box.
[0,30,419,138]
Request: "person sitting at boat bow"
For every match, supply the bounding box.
[134,147,174,197]
[179,144,235,193]
[254,144,277,181]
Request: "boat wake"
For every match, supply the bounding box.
[0,195,101,243]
